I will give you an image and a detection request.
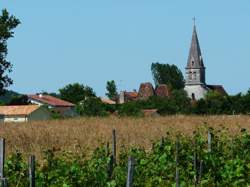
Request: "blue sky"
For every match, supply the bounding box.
[1,1,250,96]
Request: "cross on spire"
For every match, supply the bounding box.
[193,17,196,26]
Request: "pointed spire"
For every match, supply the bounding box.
[186,20,204,69]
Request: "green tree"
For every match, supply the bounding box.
[193,91,232,115]
[106,80,118,99]
[76,97,107,116]
[238,89,250,114]
[147,90,191,115]
[151,62,184,90]
[170,89,191,113]
[118,102,143,117]
[59,83,96,104]
[0,9,20,94]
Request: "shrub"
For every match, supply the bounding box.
[76,97,108,117]
[117,102,143,117]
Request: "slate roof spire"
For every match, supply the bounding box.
[186,21,204,69]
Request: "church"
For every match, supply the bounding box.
[184,23,227,100]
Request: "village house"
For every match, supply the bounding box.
[28,94,78,117]
[0,105,50,123]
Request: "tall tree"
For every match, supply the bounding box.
[59,83,96,104]
[151,63,184,90]
[0,9,20,94]
[106,80,118,99]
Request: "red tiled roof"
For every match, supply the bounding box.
[124,92,138,99]
[100,97,116,105]
[28,94,75,107]
[0,105,40,116]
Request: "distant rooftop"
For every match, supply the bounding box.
[28,94,75,107]
[0,105,40,116]
[101,97,116,105]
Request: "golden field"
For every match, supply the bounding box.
[0,115,250,159]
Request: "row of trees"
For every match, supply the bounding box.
[124,90,250,116]
[4,64,250,117]
[53,78,250,117]
[54,63,187,117]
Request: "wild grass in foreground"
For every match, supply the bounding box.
[0,115,250,159]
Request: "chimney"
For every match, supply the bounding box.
[119,91,125,104]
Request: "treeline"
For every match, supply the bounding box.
[7,83,250,117]
[57,83,250,117]
[3,61,250,117]
[121,89,250,116]
[193,90,250,115]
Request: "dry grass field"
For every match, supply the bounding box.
[1,115,250,159]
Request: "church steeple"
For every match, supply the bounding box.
[185,21,206,85]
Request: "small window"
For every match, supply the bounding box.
[191,93,195,100]
[188,74,192,80]
[193,72,196,79]
[192,61,194,66]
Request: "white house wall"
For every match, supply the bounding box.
[29,99,53,109]
[1,108,51,123]
[4,116,27,123]
[29,99,43,106]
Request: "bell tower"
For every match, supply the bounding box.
[184,19,208,100]
[185,20,206,86]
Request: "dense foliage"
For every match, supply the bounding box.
[115,90,250,116]
[66,88,250,117]
[193,90,250,115]
[151,63,185,90]
[59,83,96,104]
[4,128,250,186]
[0,90,20,105]
[106,80,118,100]
[8,95,29,105]
[117,102,143,117]
[0,9,20,94]
[76,97,108,117]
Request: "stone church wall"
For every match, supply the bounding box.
[184,85,208,100]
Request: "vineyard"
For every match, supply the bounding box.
[1,125,250,186]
